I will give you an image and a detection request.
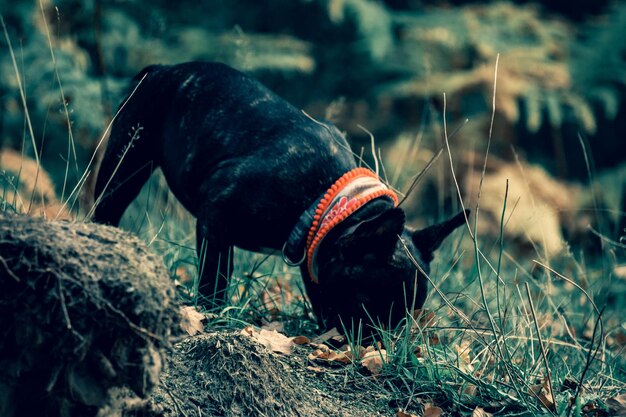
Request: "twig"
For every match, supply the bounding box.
[398,149,442,207]
[57,277,72,330]
[0,255,20,281]
[162,379,189,417]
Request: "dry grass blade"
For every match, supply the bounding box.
[357,124,379,177]
[301,109,371,170]
[85,126,147,219]
[398,148,443,207]
[0,16,40,167]
[1,15,43,214]
[587,225,626,250]
[73,73,150,220]
[442,92,473,238]
[442,56,530,407]
[524,283,556,413]
[38,0,80,202]
[567,306,605,417]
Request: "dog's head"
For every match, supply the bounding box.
[316,208,468,332]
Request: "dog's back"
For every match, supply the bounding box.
[94,62,355,250]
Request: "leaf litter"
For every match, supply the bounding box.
[145,322,436,416]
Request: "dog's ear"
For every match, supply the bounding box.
[412,209,468,261]
[338,208,405,258]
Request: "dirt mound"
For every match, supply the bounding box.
[0,213,179,417]
[149,331,385,417]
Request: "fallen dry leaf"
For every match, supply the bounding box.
[292,335,311,345]
[241,326,294,354]
[306,366,325,373]
[472,407,493,417]
[179,306,205,336]
[560,376,579,392]
[308,344,358,364]
[327,350,353,364]
[414,345,425,358]
[606,393,626,416]
[308,343,331,352]
[455,341,474,373]
[529,378,555,411]
[241,326,254,337]
[313,327,342,343]
[312,327,346,345]
[397,410,419,417]
[412,309,437,328]
[174,265,192,284]
[582,401,605,416]
[361,349,387,375]
[422,404,443,417]
[308,349,328,361]
[308,345,331,361]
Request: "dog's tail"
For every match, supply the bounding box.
[92,65,166,225]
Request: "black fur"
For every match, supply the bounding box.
[94,62,466,330]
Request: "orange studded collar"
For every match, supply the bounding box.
[304,167,398,283]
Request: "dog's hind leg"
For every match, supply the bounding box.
[93,121,156,226]
[93,91,159,226]
[92,66,169,225]
[195,217,234,308]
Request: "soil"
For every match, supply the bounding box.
[147,331,391,417]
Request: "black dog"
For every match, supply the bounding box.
[94,62,466,330]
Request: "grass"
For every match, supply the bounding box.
[115,135,625,416]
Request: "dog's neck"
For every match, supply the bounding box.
[282,168,398,283]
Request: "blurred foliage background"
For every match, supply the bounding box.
[0,0,625,260]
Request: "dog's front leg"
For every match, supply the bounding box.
[195,218,233,308]
[300,268,331,328]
